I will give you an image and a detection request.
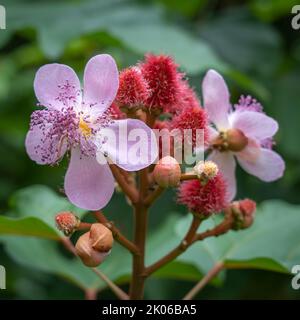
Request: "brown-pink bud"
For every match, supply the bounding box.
[90,223,114,252]
[75,232,110,268]
[153,156,181,188]
[230,199,256,230]
[55,211,80,236]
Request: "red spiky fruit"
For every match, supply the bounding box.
[177,173,228,216]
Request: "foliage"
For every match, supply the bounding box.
[0,0,299,299]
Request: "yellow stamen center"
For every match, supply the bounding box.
[79,118,92,137]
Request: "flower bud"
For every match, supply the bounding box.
[230,199,256,230]
[193,160,218,185]
[90,223,114,253]
[55,211,80,236]
[226,128,248,152]
[75,232,110,268]
[153,156,181,188]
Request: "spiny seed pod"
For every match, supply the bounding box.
[193,160,218,184]
[75,232,110,268]
[169,106,208,149]
[177,172,228,216]
[116,67,150,107]
[141,54,182,110]
[55,211,80,236]
[90,223,114,253]
[153,156,181,188]
[230,199,256,230]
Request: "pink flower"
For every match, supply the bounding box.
[202,70,285,201]
[26,54,157,210]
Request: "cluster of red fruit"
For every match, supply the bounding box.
[114,54,253,217]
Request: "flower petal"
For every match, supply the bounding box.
[208,151,236,201]
[202,69,230,130]
[64,148,115,210]
[34,64,81,110]
[208,126,219,143]
[25,124,66,165]
[95,119,158,171]
[83,54,119,117]
[237,148,285,182]
[230,110,278,141]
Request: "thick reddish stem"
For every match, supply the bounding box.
[129,168,149,299]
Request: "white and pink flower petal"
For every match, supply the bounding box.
[25,124,67,165]
[207,126,219,144]
[202,69,231,130]
[237,148,285,182]
[230,110,278,141]
[95,119,158,171]
[83,54,119,117]
[208,150,236,202]
[34,64,81,110]
[64,148,115,210]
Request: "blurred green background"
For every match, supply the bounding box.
[0,0,300,299]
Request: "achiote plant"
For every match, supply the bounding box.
[26,53,284,300]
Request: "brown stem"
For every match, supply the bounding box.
[130,169,149,299]
[92,268,129,300]
[180,173,198,181]
[61,237,129,300]
[192,212,233,243]
[183,262,224,300]
[77,222,92,231]
[109,164,139,204]
[144,216,202,276]
[93,211,140,255]
[144,185,164,207]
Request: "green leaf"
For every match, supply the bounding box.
[177,200,300,274]
[1,185,132,291]
[200,8,282,76]
[0,235,132,290]
[111,24,226,74]
[145,214,219,282]
[157,0,208,18]
[9,185,86,235]
[250,0,299,22]
[5,0,225,74]
[0,216,58,240]
[226,69,270,102]
[0,236,99,289]
[271,70,300,159]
